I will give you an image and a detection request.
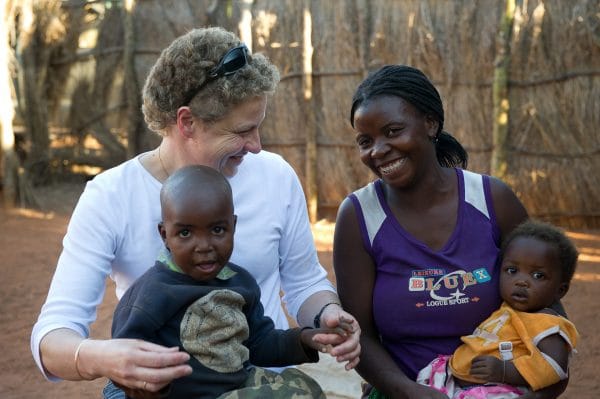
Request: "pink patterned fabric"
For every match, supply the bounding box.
[417,355,526,399]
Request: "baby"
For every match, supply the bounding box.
[418,220,579,398]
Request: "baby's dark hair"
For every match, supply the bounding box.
[501,220,579,283]
[350,64,468,168]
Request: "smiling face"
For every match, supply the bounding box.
[160,182,236,282]
[352,95,439,188]
[499,236,569,312]
[184,95,267,177]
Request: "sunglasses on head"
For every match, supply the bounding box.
[181,44,250,106]
[208,44,249,78]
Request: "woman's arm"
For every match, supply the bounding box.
[333,198,447,399]
[520,380,568,399]
[39,328,91,380]
[296,290,361,370]
[40,329,191,392]
[488,176,528,240]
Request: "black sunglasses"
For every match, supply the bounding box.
[208,44,249,78]
[181,44,249,106]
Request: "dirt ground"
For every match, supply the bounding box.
[1,182,599,398]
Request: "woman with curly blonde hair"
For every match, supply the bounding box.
[32,27,360,398]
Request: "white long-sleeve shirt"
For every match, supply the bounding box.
[31,150,334,380]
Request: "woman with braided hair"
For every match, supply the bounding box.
[333,65,565,398]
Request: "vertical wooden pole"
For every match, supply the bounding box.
[302,3,317,223]
[123,0,142,158]
[0,0,17,208]
[491,0,515,179]
[355,0,370,77]
[238,0,253,50]
[17,0,51,186]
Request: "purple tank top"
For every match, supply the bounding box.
[349,168,502,380]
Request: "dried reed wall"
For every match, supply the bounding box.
[49,0,600,227]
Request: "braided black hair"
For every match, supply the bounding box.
[350,65,467,168]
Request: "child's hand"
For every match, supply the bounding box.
[317,305,361,370]
[300,317,358,369]
[471,355,529,387]
[469,355,504,383]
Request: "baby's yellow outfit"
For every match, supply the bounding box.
[449,302,578,391]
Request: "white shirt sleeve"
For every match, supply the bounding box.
[276,158,336,320]
[30,158,163,380]
[30,176,119,380]
[228,151,335,326]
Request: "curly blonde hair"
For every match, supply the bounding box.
[142,27,280,135]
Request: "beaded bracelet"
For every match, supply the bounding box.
[313,302,341,328]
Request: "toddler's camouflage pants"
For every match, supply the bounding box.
[217,367,326,399]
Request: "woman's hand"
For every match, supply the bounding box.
[78,338,192,393]
[314,305,361,370]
